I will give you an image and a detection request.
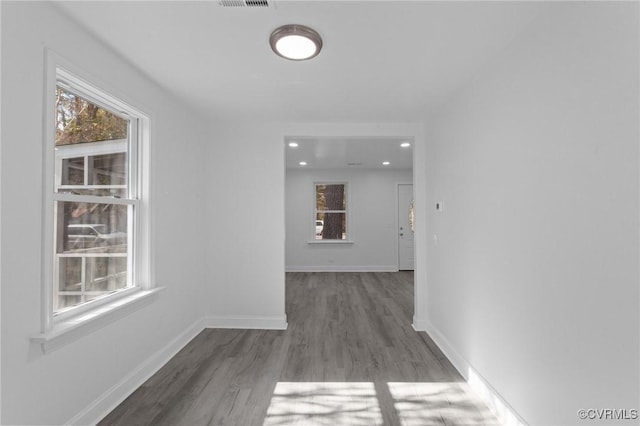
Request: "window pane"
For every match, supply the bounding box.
[58,257,82,291]
[55,86,128,146]
[56,143,128,195]
[55,200,131,312]
[57,295,82,310]
[56,201,129,253]
[86,257,127,292]
[315,217,324,239]
[409,199,415,233]
[61,157,84,185]
[316,212,346,240]
[89,152,127,186]
[316,184,346,211]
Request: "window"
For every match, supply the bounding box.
[46,68,149,319]
[315,183,347,240]
[409,199,415,232]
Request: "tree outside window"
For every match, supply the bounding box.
[315,183,347,240]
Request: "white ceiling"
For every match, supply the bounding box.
[285,136,413,170]
[53,1,548,123]
[53,1,548,169]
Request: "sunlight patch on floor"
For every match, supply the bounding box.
[264,382,383,426]
[387,382,501,426]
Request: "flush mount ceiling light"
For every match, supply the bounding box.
[400,142,411,148]
[270,24,322,61]
[288,142,299,147]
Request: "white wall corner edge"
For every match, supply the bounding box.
[65,318,205,426]
[204,315,288,330]
[423,321,529,426]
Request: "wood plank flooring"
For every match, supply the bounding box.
[99,272,500,426]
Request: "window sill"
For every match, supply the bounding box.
[307,240,355,244]
[31,287,164,353]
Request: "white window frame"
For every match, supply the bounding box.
[311,181,351,243]
[36,53,153,349]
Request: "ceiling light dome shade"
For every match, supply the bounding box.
[270,24,322,61]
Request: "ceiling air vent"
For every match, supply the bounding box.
[219,0,269,7]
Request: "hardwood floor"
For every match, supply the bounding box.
[99,272,499,425]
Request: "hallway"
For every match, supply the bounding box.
[100,272,499,425]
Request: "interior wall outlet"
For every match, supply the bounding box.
[435,201,444,212]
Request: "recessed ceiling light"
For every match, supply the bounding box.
[382,161,390,166]
[299,161,307,166]
[400,142,411,148]
[288,142,299,148]
[270,25,322,61]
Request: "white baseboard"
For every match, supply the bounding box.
[285,265,398,272]
[423,321,528,426]
[412,316,429,332]
[67,318,204,426]
[203,315,288,330]
[422,321,473,380]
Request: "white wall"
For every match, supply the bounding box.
[423,3,639,425]
[204,122,426,327]
[203,123,287,328]
[1,2,208,424]
[286,168,412,271]
[0,3,3,421]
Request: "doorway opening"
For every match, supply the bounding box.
[284,135,416,317]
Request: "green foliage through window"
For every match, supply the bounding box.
[55,86,128,146]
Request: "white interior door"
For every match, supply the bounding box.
[398,184,415,270]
